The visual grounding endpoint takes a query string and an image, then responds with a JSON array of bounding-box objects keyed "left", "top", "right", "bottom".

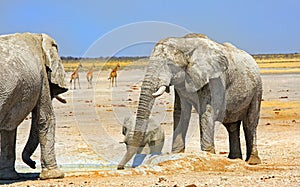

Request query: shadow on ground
[{"left": 0, "top": 173, "right": 40, "bottom": 185}]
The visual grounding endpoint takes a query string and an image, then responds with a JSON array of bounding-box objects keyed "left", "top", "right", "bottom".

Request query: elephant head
[{"left": 118, "top": 33, "right": 228, "bottom": 169}]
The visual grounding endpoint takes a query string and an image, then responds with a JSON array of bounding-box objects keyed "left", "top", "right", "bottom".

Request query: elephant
[
  {"left": 117, "top": 33, "right": 262, "bottom": 169},
  {"left": 0, "top": 33, "right": 68, "bottom": 180},
  {"left": 118, "top": 117, "right": 164, "bottom": 169}
]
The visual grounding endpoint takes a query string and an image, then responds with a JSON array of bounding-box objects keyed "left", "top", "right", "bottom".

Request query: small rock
[
  {"left": 185, "top": 184, "right": 197, "bottom": 187},
  {"left": 219, "top": 151, "right": 229, "bottom": 155},
  {"left": 158, "top": 176, "right": 167, "bottom": 183},
  {"left": 280, "top": 96, "right": 288, "bottom": 99}
]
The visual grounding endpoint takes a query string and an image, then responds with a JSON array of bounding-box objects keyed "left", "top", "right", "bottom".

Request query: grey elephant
[
  {"left": 118, "top": 117, "right": 164, "bottom": 169},
  {"left": 0, "top": 33, "right": 67, "bottom": 180},
  {"left": 118, "top": 33, "right": 262, "bottom": 169}
]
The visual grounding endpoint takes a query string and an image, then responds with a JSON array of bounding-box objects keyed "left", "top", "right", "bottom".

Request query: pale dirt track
[{"left": 1, "top": 67, "right": 300, "bottom": 186}]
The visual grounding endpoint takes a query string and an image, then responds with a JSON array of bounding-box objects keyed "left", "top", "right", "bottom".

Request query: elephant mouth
[{"left": 50, "top": 83, "right": 68, "bottom": 103}]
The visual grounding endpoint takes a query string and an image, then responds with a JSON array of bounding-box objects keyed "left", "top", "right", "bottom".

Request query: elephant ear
[
  {"left": 41, "top": 34, "right": 68, "bottom": 96},
  {"left": 185, "top": 45, "right": 228, "bottom": 92}
]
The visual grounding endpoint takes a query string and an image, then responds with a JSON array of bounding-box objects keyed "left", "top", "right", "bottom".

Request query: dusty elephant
[
  {"left": 0, "top": 33, "right": 67, "bottom": 180},
  {"left": 118, "top": 33, "right": 262, "bottom": 169},
  {"left": 118, "top": 117, "right": 164, "bottom": 169}
]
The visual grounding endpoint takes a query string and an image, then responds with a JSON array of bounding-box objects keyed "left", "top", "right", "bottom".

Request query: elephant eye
[{"left": 52, "top": 43, "right": 58, "bottom": 50}]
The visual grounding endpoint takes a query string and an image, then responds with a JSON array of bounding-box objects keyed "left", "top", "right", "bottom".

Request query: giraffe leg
[
  {"left": 73, "top": 78, "right": 76, "bottom": 89},
  {"left": 78, "top": 78, "right": 81, "bottom": 89}
]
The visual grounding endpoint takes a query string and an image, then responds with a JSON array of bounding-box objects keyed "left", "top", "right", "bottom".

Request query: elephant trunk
[
  {"left": 118, "top": 61, "right": 163, "bottom": 169},
  {"left": 132, "top": 81, "right": 155, "bottom": 143},
  {"left": 118, "top": 78, "right": 156, "bottom": 169},
  {"left": 133, "top": 61, "right": 165, "bottom": 149}
]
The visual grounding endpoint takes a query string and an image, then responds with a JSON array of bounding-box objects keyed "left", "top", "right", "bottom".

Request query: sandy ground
[{"left": 1, "top": 67, "right": 300, "bottom": 186}]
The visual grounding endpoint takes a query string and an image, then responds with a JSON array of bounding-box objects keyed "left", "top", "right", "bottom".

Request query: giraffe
[
  {"left": 70, "top": 63, "right": 82, "bottom": 89},
  {"left": 86, "top": 64, "right": 95, "bottom": 89},
  {"left": 108, "top": 63, "right": 120, "bottom": 87}
]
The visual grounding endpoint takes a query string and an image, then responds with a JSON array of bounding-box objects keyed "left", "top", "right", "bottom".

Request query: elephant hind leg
[
  {"left": 0, "top": 129, "right": 19, "bottom": 180},
  {"left": 243, "top": 93, "right": 262, "bottom": 165},
  {"left": 243, "top": 120, "right": 261, "bottom": 165},
  {"left": 243, "top": 118, "right": 261, "bottom": 165},
  {"left": 224, "top": 121, "right": 242, "bottom": 160}
]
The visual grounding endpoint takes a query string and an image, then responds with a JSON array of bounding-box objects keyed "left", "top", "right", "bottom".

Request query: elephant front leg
[
  {"left": 0, "top": 129, "right": 19, "bottom": 180},
  {"left": 199, "top": 104, "right": 216, "bottom": 154},
  {"left": 172, "top": 94, "right": 192, "bottom": 153}
]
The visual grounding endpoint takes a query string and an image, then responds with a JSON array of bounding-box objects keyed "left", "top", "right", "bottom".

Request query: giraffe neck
[
  {"left": 89, "top": 66, "right": 94, "bottom": 73},
  {"left": 113, "top": 65, "right": 118, "bottom": 72},
  {"left": 75, "top": 65, "right": 81, "bottom": 73}
]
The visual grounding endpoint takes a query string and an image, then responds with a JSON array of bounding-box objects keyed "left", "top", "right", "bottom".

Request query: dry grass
[
  {"left": 260, "top": 68, "right": 300, "bottom": 74},
  {"left": 255, "top": 54, "right": 300, "bottom": 74},
  {"left": 261, "top": 100, "right": 300, "bottom": 120},
  {"left": 62, "top": 59, "right": 148, "bottom": 72},
  {"left": 257, "top": 61, "right": 300, "bottom": 68}
]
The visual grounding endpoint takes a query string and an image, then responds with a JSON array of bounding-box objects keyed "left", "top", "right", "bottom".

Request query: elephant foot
[
  {"left": 0, "top": 169, "right": 20, "bottom": 180},
  {"left": 247, "top": 154, "right": 261, "bottom": 165},
  {"left": 117, "top": 165, "right": 125, "bottom": 170},
  {"left": 202, "top": 147, "right": 216, "bottom": 154},
  {"left": 39, "top": 168, "right": 64, "bottom": 180},
  {"left": 172, "top": 147, "right": 185, "bottom": 153},
  {"left": 228, "top": 152, "right": 242, "bottom": 160}
]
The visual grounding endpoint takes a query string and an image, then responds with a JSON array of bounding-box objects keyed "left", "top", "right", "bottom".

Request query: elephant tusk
[
  {"left": 152, "top": 86, "right": 166, "bottom": 97},
  {"left": 55, "top": 95, "right": 67, "bottom": 103}
]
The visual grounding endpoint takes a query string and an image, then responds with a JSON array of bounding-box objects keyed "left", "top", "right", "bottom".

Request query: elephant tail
[
  {"left": 22, "top": 108, "right": 39, "bottom": 169},
  {"left": 22, "top": 150, "right": 36, "bottom": 169}
]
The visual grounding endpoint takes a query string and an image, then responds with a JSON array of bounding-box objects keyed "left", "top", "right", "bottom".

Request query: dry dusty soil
[{"left": 1, "top": 67, "right": 300, "bottom": 186}]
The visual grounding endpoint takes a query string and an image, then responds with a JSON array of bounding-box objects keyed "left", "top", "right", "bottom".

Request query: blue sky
[{"left": 1, "top": 0, "right": 299, "bottom": 57}]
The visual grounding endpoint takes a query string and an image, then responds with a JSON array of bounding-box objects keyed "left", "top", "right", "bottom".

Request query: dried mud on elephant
[{"left": 1, "top": 46, "right": 300, "bottom": 186}]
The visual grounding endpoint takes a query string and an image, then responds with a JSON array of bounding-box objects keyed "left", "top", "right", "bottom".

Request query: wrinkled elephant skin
[
  {"left": 0, "top": 33, "right": 67, "bottom": 180},
  {"left": 119, "top": 33, "right": 262, "bottom": 168}
]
